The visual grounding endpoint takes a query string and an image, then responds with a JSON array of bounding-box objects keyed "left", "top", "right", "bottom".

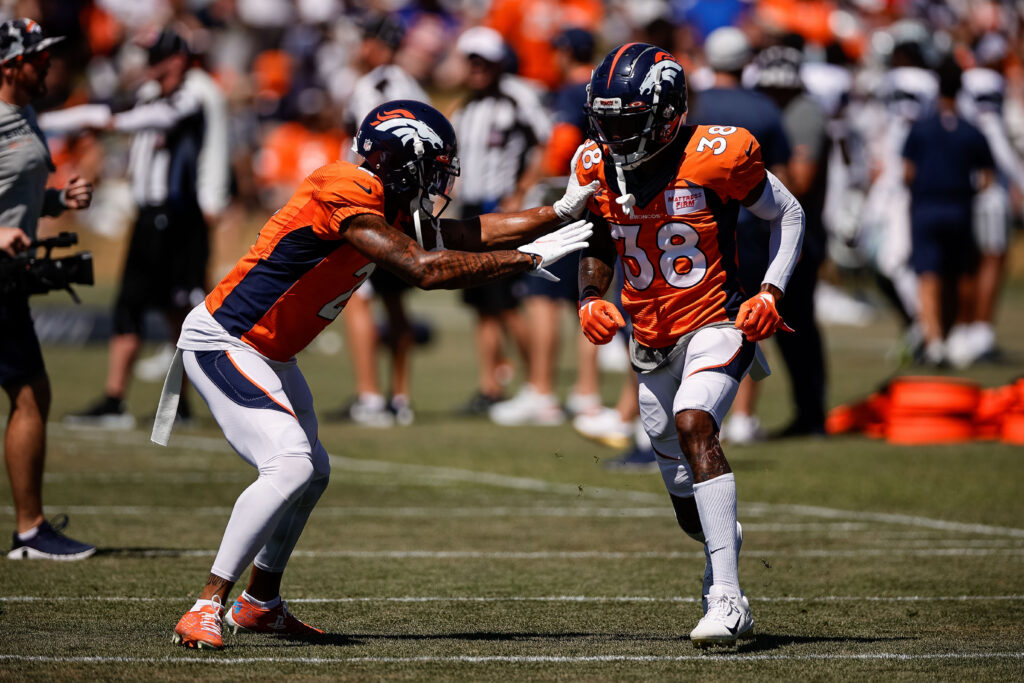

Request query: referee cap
[
  {"left": 0, "top": 18, "right": 64, "bottom": 64},
  {"left": 457, "top": 26, "right": 505, "bottom": 64}
]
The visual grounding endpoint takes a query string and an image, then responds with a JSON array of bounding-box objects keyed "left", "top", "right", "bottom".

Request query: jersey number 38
[{"left": 610, "top": 221, "right": 707, "bottom": 291}]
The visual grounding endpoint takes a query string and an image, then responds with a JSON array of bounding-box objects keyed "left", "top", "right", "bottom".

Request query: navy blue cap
[{"left": 553, "top": 27, "right": 594, "bottom": 63}]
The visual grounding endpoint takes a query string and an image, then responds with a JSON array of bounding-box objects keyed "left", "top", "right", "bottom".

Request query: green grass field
[{"left": 2, "top": 273, "right": 1024, "bottom": 680}]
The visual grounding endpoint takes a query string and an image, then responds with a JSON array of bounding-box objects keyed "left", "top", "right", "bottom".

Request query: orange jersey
[
  {"left": 206, "top": 162, "right": 385, "bottom": 361},
  {"left": 576, "top": 125, "right": 766, "bottom": 348}
]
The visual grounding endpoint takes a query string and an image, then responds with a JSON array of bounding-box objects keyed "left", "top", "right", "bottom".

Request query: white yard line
[
  {"left": 3, "top": 547, "right": 1018, "bottom": 559},
  {"left": 1, "top": 652, "right": 1022, "bottom": 665},
  {"left": 2, "top": 594, "right": 1023, "bottom": 604},
  {"left": 47, "top": 425, "right": 1024, "bottom": 538}
]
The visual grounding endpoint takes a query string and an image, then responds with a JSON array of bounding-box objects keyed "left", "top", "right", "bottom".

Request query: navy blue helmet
[
  {"left": 353, "top": 100, "right": 460, "bottom": 219},
  {"left": 585, "top": 43, "right": 687, "bottom": 168}
]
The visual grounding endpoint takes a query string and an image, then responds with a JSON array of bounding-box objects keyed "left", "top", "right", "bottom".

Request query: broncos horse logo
[
  {"left": 371, "top": 108, "right": 444, "bottom": 150},
  {"left": 639, "top": 57, "right": 683, "bottom": 97}
]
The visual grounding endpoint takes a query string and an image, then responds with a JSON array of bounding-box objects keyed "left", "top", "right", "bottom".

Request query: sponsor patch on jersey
[{"left": 665, "top": 187, "right": 706, "bottom": 215}]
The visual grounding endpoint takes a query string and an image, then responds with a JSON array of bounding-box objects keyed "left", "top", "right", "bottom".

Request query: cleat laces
[
  {"left": 706, "top": 593, "right": 739, "bottom": 623},
  {"left": 199, "top": 597, "right": 223, "bottom": 637}
]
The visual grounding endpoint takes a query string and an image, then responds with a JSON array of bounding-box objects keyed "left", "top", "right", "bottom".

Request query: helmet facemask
[
  {"left": 588, "top": 88, "right": 682, "bottom": 171},
  {"left": 407, "top": 142, "right": 459, "bottom": 249}
]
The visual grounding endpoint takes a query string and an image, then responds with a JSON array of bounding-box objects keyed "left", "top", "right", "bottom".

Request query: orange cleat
[
  {"left": 225, "top": 593, "right": 323, "bottom": 636},
  {"left": 172, "top": 597, "right": 224, "bottom": 650}
]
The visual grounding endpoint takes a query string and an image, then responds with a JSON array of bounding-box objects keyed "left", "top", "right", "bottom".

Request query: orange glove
[
  {"left": 734, "top": 291, "right": 795, "bottom": 342},
  {"left": 578, "top": 297, "right": 625, "bottom": 345}
]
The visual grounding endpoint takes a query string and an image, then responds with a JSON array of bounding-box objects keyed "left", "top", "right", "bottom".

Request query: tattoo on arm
[{"left": 342, "top": 214, "right": 534, "bottom": 289}]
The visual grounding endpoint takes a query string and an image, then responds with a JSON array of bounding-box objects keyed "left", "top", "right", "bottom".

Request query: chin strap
[
  {"left": 613, "top": 160, "right": 636, "bottom": 217},
  {"left": 411, "top": 195, "right": 444, "bottom": 250}
]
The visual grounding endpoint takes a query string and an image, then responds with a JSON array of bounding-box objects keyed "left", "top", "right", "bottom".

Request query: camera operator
[{"left": 0, "top": 19, "right": 94, "bottom": 560}]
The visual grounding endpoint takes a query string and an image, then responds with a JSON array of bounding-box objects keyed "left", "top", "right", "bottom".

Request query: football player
[
  {"left": 573, "top": 44, "right": 805, "bottom": 647},
  {"left": 153, "top": 100, "right": 595, "bottom": 650}
]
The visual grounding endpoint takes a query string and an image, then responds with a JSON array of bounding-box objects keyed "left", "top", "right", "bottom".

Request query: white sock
[
  {"left": 16, "top": 524, "right": 41, "bottom": 542},
  {"left": 190, "top": 597, "right": 222, "bottom": 612},
  {"left": 693, "top": 473, "right": 740, "bottom": 592},
  {"left": 241, "top": 590, "right": 281, "bottom": 609}
]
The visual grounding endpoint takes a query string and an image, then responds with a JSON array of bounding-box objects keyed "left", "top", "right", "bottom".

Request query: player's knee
[
  {"left": 670, "top": 493, "right": 704, "bottom": 542},
  {"left": 675, "top": 409, "right": 716, "bottom": 453},
  {"left": 259, "top": 452, "right": 318, "bottom": 501}
]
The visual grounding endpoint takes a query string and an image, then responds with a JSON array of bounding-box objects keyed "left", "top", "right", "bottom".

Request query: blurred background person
[
  {"left": 950, "top": 32, "right": 1024, "bottom": 367},
  {"left": 63, "top": 29, "right": 227, "bottom": 428},
  {"left": 331, "top": 13, "right": 431, "bottom": 427},
  {"left": 902, "top": 59, "right": 995, "bottom": 367},
  {"left": 857, "top": 21, "right": 938, "bottom": 362},
  {"left": 0, "top": 18, "right": 95, "bottom": 560},
  {"left": 751, "top": 43, "right": 829, "bottom": 438},
  {"left": 489, "top": 27, "right": 606, "bottom": 427},
  {"left": 449, "top": 26, "right": 551, "bottom": 417}
]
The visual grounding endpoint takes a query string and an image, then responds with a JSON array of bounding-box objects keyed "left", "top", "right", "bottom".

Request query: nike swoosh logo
[
  {"left": 354, "top": 181, "right": 374, "bottom": 195},
  {"left": 745, "top": 142, "right": 753, "bottom": 157},
  {"left": 725, "top": 614, "right": 743, "bottom": 635}
]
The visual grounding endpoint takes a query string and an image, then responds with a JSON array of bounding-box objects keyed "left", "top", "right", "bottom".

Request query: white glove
[
  {"left": 553, "top": 145, "right": 601, "bottom": 220},
  {"left": 517, "top": 219, "right": 593, "bottom": 282}
]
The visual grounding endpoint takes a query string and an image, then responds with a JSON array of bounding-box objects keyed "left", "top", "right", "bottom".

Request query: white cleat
[{"left": 691, "top": 585, "right": 754, "bottom": 648}]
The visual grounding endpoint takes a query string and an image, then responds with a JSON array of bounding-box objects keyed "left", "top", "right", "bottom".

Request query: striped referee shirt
[
  {"left": 451, "top": 75, "right": 551, "bottom": 205},
  {"left": 114, "top": 79, "right": 205, "bottom": 210}
]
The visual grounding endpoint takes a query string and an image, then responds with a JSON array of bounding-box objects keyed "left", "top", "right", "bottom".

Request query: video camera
[{"left": 0, "top": 232, "right": 93, "bottom": 303}]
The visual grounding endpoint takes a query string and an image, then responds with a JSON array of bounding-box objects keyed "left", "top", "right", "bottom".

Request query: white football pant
[{"left": 183, "top": 347, "right": 330, "bottom": 582}]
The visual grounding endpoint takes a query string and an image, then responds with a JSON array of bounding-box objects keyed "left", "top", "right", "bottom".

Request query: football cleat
[
  {"left": 172, "top": 597, "right": 224, "bottom": 650},
  {"left": 691, "top": 585, "right": 754, "bottom": 648},
  {"left": 225, "top": 594, "right": 324, "bottom": 636}
]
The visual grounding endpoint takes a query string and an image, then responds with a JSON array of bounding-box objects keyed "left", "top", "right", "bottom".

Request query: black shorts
[
  {"left": 522, "top": 254, "right": 580, "bottom": 302},
  {"left": 369, "top": 267, "right": 413, "bottom": 296},
  {"left": 0, "top": 294, "right": 45, "bottom": 387},
  {"left": 114, "top": 206, "right": 209, "bottom": 335},
  {"left": 910, "top": 207, "right": 979, "bottom": 276},
  {"left": 461, "top": 277, "right": 527, "bottom": 313}
]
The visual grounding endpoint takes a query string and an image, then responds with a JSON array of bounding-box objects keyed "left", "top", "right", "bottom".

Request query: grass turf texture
[{"left": 2, "top": 279, "right": 1024, "bottom": 680}]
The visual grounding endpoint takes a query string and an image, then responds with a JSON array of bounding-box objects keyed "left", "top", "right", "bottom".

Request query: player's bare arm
[
  {"left": 438, "top": 205, "right": 564, "bottom": 251},
  {"left": 577, "top": 213, "right": 626, "bottom": 345},
  {"left": 436, "top": 164, "right": 599, "bottom": 251},
  {"left": 577, "top": 212, "right": 617, "bottom": 300},
  {"left": 343, "top": 213, "right": 536, "bottom": 289}
]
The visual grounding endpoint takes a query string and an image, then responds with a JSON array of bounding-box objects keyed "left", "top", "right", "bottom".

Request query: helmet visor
[
  {"left": 589, "top": 110, "right": 651, "bottom": 157},
  {"left": 420, "top": 155, "right": 460, "bottom": 219}
]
